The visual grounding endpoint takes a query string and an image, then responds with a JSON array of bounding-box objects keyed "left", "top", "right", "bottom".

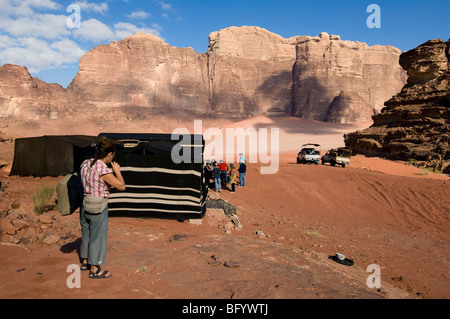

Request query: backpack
[{"left": 56, "top": 172, "right": 83, "bottom": 216}]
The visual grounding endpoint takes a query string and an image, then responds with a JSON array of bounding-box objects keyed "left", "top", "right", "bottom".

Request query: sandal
[
  {"left": 80, "top": 260, "right": 89, "bottom": 271},
  {"left": 89, "top": 267, "right": 112, "bottom": 279}
]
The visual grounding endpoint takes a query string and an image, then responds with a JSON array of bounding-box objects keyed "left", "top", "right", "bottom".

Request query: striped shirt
[{"left": 80, "top": 159, "right": 113, "bottom": 198}]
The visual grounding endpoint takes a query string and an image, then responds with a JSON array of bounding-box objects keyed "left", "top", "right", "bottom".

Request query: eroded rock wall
[
  {"left": 292, "top": 32, "right": 407, "bottom": 123},
  {"left": 345, "top": 39, "right": 450, "bottom": 173},
  {"left": 0, "top": 27, "right": 408, "bottom": 124}
]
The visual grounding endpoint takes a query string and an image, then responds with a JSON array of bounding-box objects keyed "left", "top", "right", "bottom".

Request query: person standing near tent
[
  {"left": 213, "top": 162, "right": 222, "bottom": 192},
  {"left": 79, "top": 137, "right": 126, "bottom": 279},
  {"left": 218, "top": 160, "right": 229, "bottom": 186},
  {"left": 228, "top": 164, "right": 238, "bottom": 193},
  {"left": 238, "top": 161, "right": 247, "bottom": 187},
  {"left": 239, "top": 153, "right": 247, "bottom": 164}
]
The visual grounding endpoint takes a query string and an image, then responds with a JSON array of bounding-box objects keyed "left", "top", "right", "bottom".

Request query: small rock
[
  {"left": 171, "top": 234, "right": 189, "bottom": 241},
  {"left": 6, "top": 209, "right": 21, "bottom": 221},
  {"left": 0, "top": 210, "right": 7, "bottom": 218},
  {"left": 39, "top": 214, "right": 53, "bottom": 225},
  {"left": 134, "top": 266, "right": 149, "bottom": 274},
  {"left": 255, "top": 230, "right": 267, "bottom": 238},
  {"left": 42, "top": 232, "right": 60, "bottom": 245},
  {"left": 9, "top": 236, "right": 20, "bottom": 244},
  {"left": 20, "top": 205, "right": 39, "bottom": 224},
  {"left": 12, "top": 219, "right": 29, "bottom": 231},
  {"left": 22, "top": 227, "right": 38, "bottom": 243},
  {"left": 0, "top": 219, "right": 16, "bottom": 235},
  {"left": 208, "top": 260, "right": 222, "bottom": 267},
  {"left": 189, "top": 218, "right": 202, "bottom": 225},
  {"left": 11, "top": 199, "right": 21, "bottom": 209},
  {"left": 224, "top": 260, "right": 241, "bottom": 268}
]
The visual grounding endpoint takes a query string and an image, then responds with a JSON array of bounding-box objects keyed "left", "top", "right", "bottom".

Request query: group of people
[{"left": 204, "top": 153, "right": 247, "bottom": 193}]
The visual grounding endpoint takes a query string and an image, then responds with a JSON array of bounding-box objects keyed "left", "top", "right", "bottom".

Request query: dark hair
[{"left": 90, "top": 137, "right": 116, "bottom": 167}]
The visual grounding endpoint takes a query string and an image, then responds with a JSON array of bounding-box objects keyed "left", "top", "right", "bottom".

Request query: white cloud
[
  {"left": 2, "top": 13, "right": 69, "bottom": 39},
  {"left": 158, "top": 1, "right": 173, "bottom": 11},
  {"left": 74, "top": 0, "right": 108, "bottom": 15},
  {"left": 0, "top": 37, "right": 85, "bottom": 73},
  {"left": 127, "top": 10, "right": 150, "bottom": 19},
  {"left": 72, "top": 19, "right": 162, "bottom": 43},
  {"left": 113, "top": 22, "right": 162, "bottom": 40},
  {"left": 3, "top": 0, "right": 62, "bottom": 16},
  {"left": 72, "top": 18, "right": 115, "bottom": 42},
  {"left": 0, "top": 0, "right": 165, "bottom": 80},
  {"left": 0, "top": 34, "right": 19, "bottom": 49}
]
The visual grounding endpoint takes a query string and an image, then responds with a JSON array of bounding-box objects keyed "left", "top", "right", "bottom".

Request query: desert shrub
[
  {"left": 31, "top": 183, "right": 55, "bottom": 215},
  {"left": 420, "top": 167, "right": 443, "bottom": 175}
]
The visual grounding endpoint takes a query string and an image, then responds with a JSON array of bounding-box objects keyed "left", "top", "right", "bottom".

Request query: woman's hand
[
  {"left": 111, "top": 161, "right": 121, "bottom": 173},
  {"left": 103, "top": 161, "right": 126, "bottom": 191}
]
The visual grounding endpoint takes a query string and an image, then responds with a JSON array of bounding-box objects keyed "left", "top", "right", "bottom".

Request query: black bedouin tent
[
  {"left": 100, "top": 133, "right": 207, "bottom": 219},
  {"left": 10, "top": 133, "right": 207, "bottom": 219},
  {"left": 10, "top": 135, "right": 103, "bottom": 177}
]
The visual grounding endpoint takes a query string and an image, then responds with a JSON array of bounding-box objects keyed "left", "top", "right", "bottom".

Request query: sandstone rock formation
[
  {"left": 68, "top": 26, "right": 297, "bottom": 117},
  {"left": 206, "top": 26, "right": 297, "bottom": 116},
  {"left": 0, "top": 64, "right": 71, "bottom": 119},
  {"left": 68, "top": 33, "right": 210, "bottom": 113},
  {"left": 345, "top": 39, "right": 450, "bottom": 173},
  {"left": 292, "top": 32, "right": 407, "bottom": 123},
  {"left": 0, "top": 26, "right": 408, "bottom": 124}
]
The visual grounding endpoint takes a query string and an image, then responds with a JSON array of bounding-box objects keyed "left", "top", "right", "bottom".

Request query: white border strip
[
  {"left": 110, "top": 192, "right": 200, "bottom": 203},
  {"left": 121, "top": 166, "right": 201, "bottom": 177},
  {"left": 108, "top": 198, "right": 200, "bottom": 206},
  {"left": 108, "top": 207, "right": 201, "bottom": 214},
  {"left": 124, "top": 185, "right": 200, "bottom": 193}
]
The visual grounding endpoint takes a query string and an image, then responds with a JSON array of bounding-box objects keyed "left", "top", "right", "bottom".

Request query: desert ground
[{"left": 0, "top": 115, "right": 449, "bottom": 301}]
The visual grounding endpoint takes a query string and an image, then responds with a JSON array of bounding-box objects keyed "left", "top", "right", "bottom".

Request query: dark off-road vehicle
[{"left": 321, "top": 147, "right": 351, "bottom": 168}]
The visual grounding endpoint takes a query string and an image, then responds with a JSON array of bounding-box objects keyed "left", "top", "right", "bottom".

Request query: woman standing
[{"left": 79, "top": 137, "right": 125, "bottom": 279}]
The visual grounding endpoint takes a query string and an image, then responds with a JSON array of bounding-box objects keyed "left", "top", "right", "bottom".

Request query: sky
[{"left": 0, "top": 0, "right": 448, "bottom": 88}]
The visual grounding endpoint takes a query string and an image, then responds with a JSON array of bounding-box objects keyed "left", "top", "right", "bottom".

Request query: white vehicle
[{"left": 297, "top": 144, "right": 321, "bottom": 165}]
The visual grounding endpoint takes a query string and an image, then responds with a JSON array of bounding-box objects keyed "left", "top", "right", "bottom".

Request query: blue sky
[{"left": 0, "top": 0, "right": 448, "bottom": 88}]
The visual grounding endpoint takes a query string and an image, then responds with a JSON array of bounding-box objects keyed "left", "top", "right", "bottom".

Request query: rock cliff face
[
  {"left": 0, "top": 26, "right": 407, "bottom": 123},
  {"left": 69, "top": 26, "right": 297, "bottom": 117},
  {"left": 0, "top": 64, "right": 71, "bottom": 119},
  {"left": 68, "top": 33, "right": 210, "bottom": 112},
  {"left": 206, "top": 26, "right": 297, "bottom": 116},
  {"left": 345, "top": 39, "right": 450, "bottom": 173},
  {"left": 292, "top": 32, "right": 407, "bottom": 123}
]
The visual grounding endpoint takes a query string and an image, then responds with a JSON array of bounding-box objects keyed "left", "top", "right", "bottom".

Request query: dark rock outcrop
[{"left": 345, "top": 39, "right": 450, "bottom": 173}]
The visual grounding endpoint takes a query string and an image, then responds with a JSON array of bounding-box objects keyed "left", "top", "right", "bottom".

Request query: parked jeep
[
  {"left": 321, "top": 147, "right": 351, "bottom": 168},
  {"left": 297, "top": 144, "right": 321, "bottom": 164}
]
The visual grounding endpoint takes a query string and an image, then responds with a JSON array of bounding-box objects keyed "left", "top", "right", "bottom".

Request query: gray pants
[{"left": 80, "top": 206, "right": 109, "bottom": 266}]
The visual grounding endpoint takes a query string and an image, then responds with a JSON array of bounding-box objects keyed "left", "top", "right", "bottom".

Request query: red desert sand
[{"left": 0, "top": 116, "right": 449, "bottom": 299}]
